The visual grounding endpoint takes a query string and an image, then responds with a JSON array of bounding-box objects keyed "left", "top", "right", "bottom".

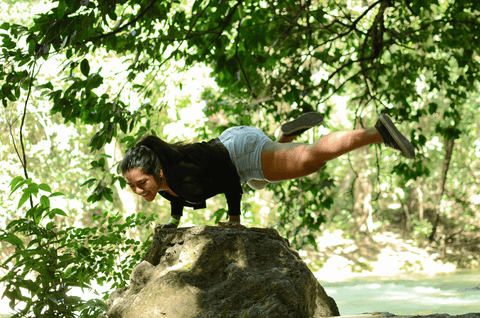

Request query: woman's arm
[
  {"left": 219, "top": 190, "right": 246, "bottom": 228},
  {"left": 225, "top": 190, "right": 242, "bottom": 216},
  {"left": 156, "top": 201, "right": 184, "bottom": 230}
]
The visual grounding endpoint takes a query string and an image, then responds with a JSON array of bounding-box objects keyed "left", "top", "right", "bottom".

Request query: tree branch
[
  {"left": 310, "top": 0, "right": 382, "bottom": 41},
  {"left": 317, "top": 68, "right": 374, "bottom": 105},
  {"left": 304, "top": 2, "right": 384, "bottom": 58},
  {"left": 17, "top": 59, "right": 38, "bottom": 209},
  {"left": 234, "top": 18, "right": 255, "bottom": 98},
  {"left": 87, "top": 0, "right": 156, "bottom": 43},
  {"left": 267, "top": 0, "right": 312, "bottom": 53},
  {"left": 199, "top": 0, "right": 244, "bottom": 60},
  {"left": 429, "top": 136, "right": 456, "bottom": 242},
  {"left": 8, "top": 117, "right": 23, "bottom": 168},
  {"left": 313, "top": 56, "right": 373, "bottom": 98}
]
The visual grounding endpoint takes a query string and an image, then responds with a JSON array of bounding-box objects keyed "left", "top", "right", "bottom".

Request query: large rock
[{"left": 105, "top": 226, "right": 340, "bottom": 318}]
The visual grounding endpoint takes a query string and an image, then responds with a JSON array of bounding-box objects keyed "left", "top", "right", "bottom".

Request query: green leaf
[
  {"left": 306, "top": 234, "right": 318, "bottom": 251},
  {"left": 50, "top": 208, "right": 67, "bottom": 217},
  {"left": 120, "top": 136, "right": 134, "bottom": 143},
  {"left": 40, "top": 195, "right": 50, "bottom": 208},
  {"left": 5, "top": 219, "right": 23, "bottom": 231},
  {"left": 18, "top": 192, "right": 31, "bottom": 209},
  {"left": 119, "top": 118, "right": 128, "bottom": 134},
  {"left": 81, "top": 178, "right": 97, "bottom": 187},
  {"left": 36, "top": 82, "right": 54, "bottom": 90},
  {"left": 2, "top": 84, "right": 16, "bottom": 101},
  {"left": 28, "top": 39, "right": 36, "bottom": 56},
  {"left": 108, "top": 10, "right": 117, "bottom": 21},
  {"left": 23, "top": 184, "right": 39, "bottom": 196},
  {"left": 57, "top": 0, "right": 67, "bottom": 18},
  {"left": 10, "top": 176, "right": 25, "bottom": 191},
  {"left": 80, "top": 59, "right": 90, "bottom": 77},
  {"left": 49, "top": 192, "right": 64, "bottom": 198},
  {"left": 1, "top": 35, "right": 16, "bottom": 49},
  {"left": 3, "top": 233, "right": 24, "bottom": 249},
  {"left": 34, "top": 206, "right": 47, "bottom": 221},
  {"left": 38, "top": 183, "right": 52, "bottom": 193},
  {"left": 118, "top": 177, "right": 126, "bottom": 189},
  {"left": 211, "top": 208, "right": 227, "bottom": 224},
  {"left": 103, "top": 188, "right": 113, "bottom": 202}
]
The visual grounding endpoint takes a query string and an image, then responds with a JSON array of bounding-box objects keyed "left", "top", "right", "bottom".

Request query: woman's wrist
[
  {"left": 228, "top": 215, "right": 240, "bottom": 223},
  {"left": 169, "top": 217, "right": 180, "bottom": 226}
]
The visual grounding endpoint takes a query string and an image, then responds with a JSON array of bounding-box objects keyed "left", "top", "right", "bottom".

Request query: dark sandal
[
  {"left": 375, "top": 113, "right": 415, "bottom": 159},
  {"left": 281, "top": 112, "right": 324, "bottom": 137}
]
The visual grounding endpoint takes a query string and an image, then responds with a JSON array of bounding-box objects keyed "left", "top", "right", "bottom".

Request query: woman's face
[{"left": 125, "top": 168, "right": 162, "bottom": 202}]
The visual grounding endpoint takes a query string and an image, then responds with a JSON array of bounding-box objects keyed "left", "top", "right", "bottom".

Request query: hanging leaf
[
  {"left": 3, "top": 233, "right": 24, "bottom": 249},
  {"left": 17, "top": 192, "right": 31, "bottom": 209},
  {"left": 40, "top": 195, "right": 50, "bottom": 208},
  {"left": 2, "top": 84, "right": 16, "bottom": 101},
  {"left": 80, "top": 59, "right": 90, "bottom": 77}
]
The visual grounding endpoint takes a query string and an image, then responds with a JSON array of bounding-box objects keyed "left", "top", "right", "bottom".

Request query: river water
[
  {"left": 321, "top": 269, "right": 480, "bottom": 316},
  {"left": 1, "top": 270, "right": 478, "bottom": 316}
]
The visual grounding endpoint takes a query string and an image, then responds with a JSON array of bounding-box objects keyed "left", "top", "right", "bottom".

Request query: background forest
[{"left": 1, "top": 0, "right": 479, "bottom": 316}]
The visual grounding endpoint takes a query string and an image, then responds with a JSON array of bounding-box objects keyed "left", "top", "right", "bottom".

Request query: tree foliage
[
  {"left": 1, "top": 176, "right": 155, "bottom": 317},
  {"left": 3, "top": 0, "right": 480, "bottom": 154},
  {"left": 1, "top": 0, "right": 480, "bottom": 316}
]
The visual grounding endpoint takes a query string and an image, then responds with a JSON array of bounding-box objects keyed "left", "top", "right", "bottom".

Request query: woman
[{"left": 120, "top": 112, "right": 415, "bottom": 229}]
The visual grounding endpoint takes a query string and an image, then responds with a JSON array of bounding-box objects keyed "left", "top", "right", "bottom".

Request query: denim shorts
[{"left": 218, "top": 126, "right": 272, "bottom": 183}]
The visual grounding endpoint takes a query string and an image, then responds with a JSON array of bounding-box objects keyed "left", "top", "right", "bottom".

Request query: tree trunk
[
  {"left": 417, "top": 186, "right": 425, "bottom": 221},
  {"left": 429, "top": 137, "right": 455, "bottom": 241},
  {"left": 351, "top": 118, "right": 374, "bottom": 234},
  {"left": 402, "top": 202, "right": 411, "bottom": 237}
]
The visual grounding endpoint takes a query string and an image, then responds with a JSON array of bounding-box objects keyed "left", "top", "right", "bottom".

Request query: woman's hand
[
  {"left": 154, "top": 223, "right": 178, "bottom": 233},
  {"left": 217, "top": 221, "right": 246, "bottom": 228},
  {"left": 154, "top": 216, "right": 180, "bottom": 232}
]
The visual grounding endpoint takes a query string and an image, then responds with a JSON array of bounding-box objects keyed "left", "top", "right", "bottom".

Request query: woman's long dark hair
[{"left": 120, "top": 135, "right": 194, "bottom": 182}]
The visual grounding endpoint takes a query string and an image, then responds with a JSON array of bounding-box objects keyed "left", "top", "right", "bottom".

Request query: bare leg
[
  {"left": 276, "top": 134, "right": 297, "bottom": 143},
  {"left": 247, "top": 112, "right": 324, "bottom": 190},
  {"left": 246, "top": 132, "right": 299, "bottom": 190},
  {"left": 261, "top": 127, "right": 382, "bottom": 181}
]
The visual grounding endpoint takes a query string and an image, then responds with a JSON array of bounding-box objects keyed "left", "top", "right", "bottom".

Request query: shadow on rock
[{"left": 105, "top": 226, "right": 340, "bottom": 318}]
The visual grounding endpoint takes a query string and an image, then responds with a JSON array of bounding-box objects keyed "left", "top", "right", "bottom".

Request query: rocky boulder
[{"left": 105, "top": 226, "right": 340, "bottom": 318}]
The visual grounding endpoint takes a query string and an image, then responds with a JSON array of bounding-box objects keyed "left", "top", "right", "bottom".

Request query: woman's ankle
[
  {"left": 364, "top": 127, "right": 383, "bottom": 143},
  {"left": 228, "top": 215, "right": 240, "bottom": 223}
]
